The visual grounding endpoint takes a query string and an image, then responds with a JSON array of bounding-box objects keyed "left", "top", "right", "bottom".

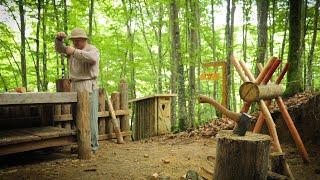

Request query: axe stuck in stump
[{"left": 198, "top": 95, "right": 252, "bottom": 136}]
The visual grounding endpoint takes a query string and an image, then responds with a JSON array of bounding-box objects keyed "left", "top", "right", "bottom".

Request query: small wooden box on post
[
  {"left": 130, "top": 94, "right": 176, "bottom": 140},
  {"left": 214, "top": 130, "right": 271, "bottom": 180}
]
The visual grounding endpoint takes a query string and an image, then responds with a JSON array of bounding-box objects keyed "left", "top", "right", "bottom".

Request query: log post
[
  {"left": 56, "top": 79, "right": 72, "bottom": 129},
  {"left": 214, "top": 130, "right": 271, "bottom": 180},
  {"left": 98, "top": 88, "right": 106, "bottom": 135},
  {"left": 76, "top": 91, "right": 91, "bottom": 159},
  {"left": 111, "top": 92, "right": 121, "bottom": 131},
  {"left": 119, "top": 79, "right": 130, "bottom": 141}
]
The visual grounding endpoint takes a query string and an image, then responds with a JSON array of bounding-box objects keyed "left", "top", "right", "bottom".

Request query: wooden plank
[
  {"left": 0, "top": 130, "right": 41, "bottom": 146},
  {"left": 0, "top": 136, "right": 76, "bottom": 156},
  {"left": 98, "top": 110, "right": 130, "bottom": 118},
  {"left": 0, "top": 92, "right": 77, "bottom": 106},
  {"left": 99, "top": 131, "right": 132, "bottom": 140},
  {"left": 129, "top": 94, "right": 177, "bottom": 103},
  {"left": 19, "top": 126, "right": 76, "bottom": 139},
  {"left": 54, "top": 114, "right": 73, "bottom": 121}
]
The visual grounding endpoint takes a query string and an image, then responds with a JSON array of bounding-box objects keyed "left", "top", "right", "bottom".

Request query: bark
[
  {"left": 53, "top": 0, "right": 60, "bottom": 78},
  {"left": 306, "top": 0, "right": 319, "bottom": 91},
  {"left": 0, "top": 73, "right": 8, "bottom": 91},
  {"left": 211, "top": 0, "right": 217, "bottom": 116},
  {"left": 170, "top": 0, "right": 186, "bottom": 130},
  {"left": 280, "top": 8, "right": 289, "bottom": 62},
  {"left": 36, "top": 0, "right": 42, "bottom": 91},
  {"left": 286, "top": 0, "right": 303, "bottom": 95},
  {"left": 188, "top": 0, "right": 199, "bottom": 128},
  {"left": 230, "top": 0, "right": 236, "bottom": 112},
  {"left": 42, "top": 0, "right": 48, "bottom": 90},
  {"left": 269, "top": 0, "right": 276, "bottom": 57},
  {"left": 301, "top": 0, "right": 307, "bottom": 89},
  {"left": 157, "top": 3, "right": 163, "bottom": 94},
  {"left": 19, "top": 0, "right": 27, "bottom": 89},
  {"left": 225, "top": 0, "right": 235, "bottom": 109},
  {"left": 62, "top": 0, "right": 68, "bottom": 77},
  {"left": 242, "top": 0, "right": 251, "bottom": 62},
  {"left": 88, "top": 0, "right": 94, "bottom": 40},
  {"left": 256, "top": 0, "right": 269, "bottom": 75}
]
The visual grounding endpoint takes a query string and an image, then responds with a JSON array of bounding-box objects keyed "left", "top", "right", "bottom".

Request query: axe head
[{"left": 232, "top": 113, "right": 252, "bottom": 136}]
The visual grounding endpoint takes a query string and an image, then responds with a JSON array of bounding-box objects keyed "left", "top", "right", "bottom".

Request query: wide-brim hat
[{"left": 68, "top": 28, "right": 88, "bottom": 39}]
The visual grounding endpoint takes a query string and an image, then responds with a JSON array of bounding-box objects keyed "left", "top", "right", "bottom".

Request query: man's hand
[
  {"left": 56, "top": 32, "right": 67, "bottom": 40},
  {"left": 66, "top": 46, "right": 75, "bottom": 55}
]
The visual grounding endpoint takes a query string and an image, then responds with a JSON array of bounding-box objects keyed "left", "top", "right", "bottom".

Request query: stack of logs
[{"left": 54, "top": 79, "right": 131, "bottom": 141}]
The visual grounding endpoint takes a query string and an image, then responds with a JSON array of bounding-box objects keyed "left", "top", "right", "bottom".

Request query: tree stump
[{"left": 214, "top": 130, "right": 271, "bottom": 180}]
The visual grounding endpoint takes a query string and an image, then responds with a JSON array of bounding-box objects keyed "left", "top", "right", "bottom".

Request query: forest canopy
[{"left": 0, "top": 0, "right": 319, "bottom": 130}]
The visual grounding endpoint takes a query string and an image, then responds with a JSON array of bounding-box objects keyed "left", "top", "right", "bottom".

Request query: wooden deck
[{"left": 0, "top": 126, "right": 76, "bottom": 156}]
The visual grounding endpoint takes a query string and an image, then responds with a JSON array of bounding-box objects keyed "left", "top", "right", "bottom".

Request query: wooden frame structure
[{"left": 202, "top": 61, "right": 227, "bottom": 108}]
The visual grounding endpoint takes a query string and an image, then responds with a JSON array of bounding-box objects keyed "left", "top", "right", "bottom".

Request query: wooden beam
[
  {"left": 0, "top": 92, "right": 77, "bottom": 106},
  {"left": 98, "top": 131, "right": 132, "bottom": 140},
  {"left": 0, "top": 136, "right": 76, "bottom": 156}
]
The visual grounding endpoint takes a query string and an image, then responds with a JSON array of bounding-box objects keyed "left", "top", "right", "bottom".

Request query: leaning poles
[
  {"left": 253, "top": 63, "right": 309, "bottom": 163},
  {"left": 231, "top": 57, "right": 294, "bottom": 179}
]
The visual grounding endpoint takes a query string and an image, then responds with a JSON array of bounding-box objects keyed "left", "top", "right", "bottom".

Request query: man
[{"left": 55, "top": 28, "right": 99, "bottom": 152}]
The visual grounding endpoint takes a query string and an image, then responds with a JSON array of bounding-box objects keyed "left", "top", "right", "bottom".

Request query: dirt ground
[{"left": 0, "top": 133, "right": 320, "bottom": 180}]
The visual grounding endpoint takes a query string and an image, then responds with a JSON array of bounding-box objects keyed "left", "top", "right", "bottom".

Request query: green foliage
[{"left": 0, "top": 0, "right": 319, "bottom": 129}]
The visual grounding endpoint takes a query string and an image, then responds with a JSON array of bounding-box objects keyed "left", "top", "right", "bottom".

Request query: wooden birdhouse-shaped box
[{"left": 130, "top": 94, "right": 176, "bottom": 140}]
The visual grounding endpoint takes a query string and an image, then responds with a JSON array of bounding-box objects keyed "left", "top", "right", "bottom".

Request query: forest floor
[{"left": 0, "top": 132, "right": 320, "bottom": 180}]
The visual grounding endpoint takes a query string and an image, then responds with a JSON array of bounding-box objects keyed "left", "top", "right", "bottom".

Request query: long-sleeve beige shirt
[{"left": 55, "top": 38, "right": 99, "bottom": 92}]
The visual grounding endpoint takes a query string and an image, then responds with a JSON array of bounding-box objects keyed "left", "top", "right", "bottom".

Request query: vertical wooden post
[
  {"left": 76, "top": 91, "right": 91, "bottom": 159},
  {"left": 98, "top": 88, "right": 106, "bottom": 135},
  {"left": 119, "top": 79, "right": 130, "bottom": 140},
  {"left": 111, "top": 92, "right": 121, "bottom": 130},
  {"left": 56, "top": 79, "right": 72, "bottom": 129}
]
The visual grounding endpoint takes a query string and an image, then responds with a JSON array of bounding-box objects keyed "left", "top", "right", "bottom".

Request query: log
[
  {"left": 214, "top": 130, "right": 271, "bottom": 180},
  {"left": 56, "top": 79, "right": 72, "bottom": 129},
  {"left": 98, "top": 88, "right": 106, "bottom": 135},
  {"left": 106, "top": 91, "right": 124, "bottom": 144},
  {"left": 239, "top": 82, "right": 284, "bottom": 102},
  {"left": 119, "top": 79, "right": 131, "bottom": 141},
  {"left": 76, "top": 91, "right": 91, "bottom": 159}
]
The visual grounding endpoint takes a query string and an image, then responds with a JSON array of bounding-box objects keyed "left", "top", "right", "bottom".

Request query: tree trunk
[
  {"left": 269, "top": 0, "right": 276, "bottom": 57},
  {"left": 230, "top": 0, "right": 236, "bottom": 112},
  {"left": 256, "top": 0, "right": 269, "bottom": 74},
  {"left": 307, "top": 0, "right": 319, "bottom": 91},
  {"left": 225, "top": 0, "right": 231, "bottom": 109},
  {"left": 157, "top": 3, "right": 163, "bottom": 94},
  {"left": 242, "top": 0, "right": 251, "bottom": 62},
  {"left": 211, "top": 0, "right": 217, "bottom": 117},
  {"left": 188, "top": 0, "right": 199, "bottom": 128},
  {"left": 280, "top": 6, "right": 289, "bottom": 63},
  {"left": 170, "top": 0, "right": 186, "bottom": 130},
  {"left": 36, "top": 0, "right": 42, "bottom": 91},
  {"left": 301, "top": 0, "right": 307, "bottom": 90},
  {"left": 286, "top": 0, "right": 303, "bottom": 95},
  {"left": 88, "top": 0, "right": 94, "bottom": 40},
  {"left": 42, "top": 0, "right": 48, "bottom": 91},
  {"left": 19, "top": 0, "right": 27, "bottom": 89},
  {"left": 53, "top": 0, "right": 60, "bottom": 78},
  {"left": 62, "top": 0, "right": 68, "bottom": 77}
]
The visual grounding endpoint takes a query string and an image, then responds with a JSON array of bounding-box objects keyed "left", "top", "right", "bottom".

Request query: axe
[{"left": 199, "top": 95, "right": 252, "bottom": 136}]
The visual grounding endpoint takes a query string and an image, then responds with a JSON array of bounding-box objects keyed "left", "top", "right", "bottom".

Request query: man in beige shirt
[{"left": 55, "top": 28, "right": 99, "bottom": 152}]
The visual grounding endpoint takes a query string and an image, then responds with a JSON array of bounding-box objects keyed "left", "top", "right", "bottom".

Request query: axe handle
[{"left": 199, "top": 95, "right": 241, "bottom": 122}]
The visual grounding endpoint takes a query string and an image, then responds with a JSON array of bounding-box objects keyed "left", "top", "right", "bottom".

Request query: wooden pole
[
  {"left": 214, "top": 131, "right": 271, "bottom": 180},
  {"left": 106, "top": 91, "right": 124, "bottom": 144},
  {"left": 56, "top": 79, "right": 72, "bottom": 129},
  {"left": 98, "top": 88, "right": 106, "bottom": 135},
  {"left": 119, "top": 79, "right": 131, "bottom": 141},
  {"left": 275, "top": 97, "right": 309, "bottom": 163},
  {"left": 76, "top": 91, "right": 91, "bottom": 159},
  {"left": 236, "top": 60, "right": 294, "bottom": 179}
]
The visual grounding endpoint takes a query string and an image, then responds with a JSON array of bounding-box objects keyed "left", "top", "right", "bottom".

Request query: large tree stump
[{"left": 214, "top": 130, "right": 271, "bottom": 180}]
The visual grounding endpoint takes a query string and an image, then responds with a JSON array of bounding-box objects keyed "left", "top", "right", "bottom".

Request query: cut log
[
  {"left": 214, "top": 130, "right": 271, "bottom": 180},
  {"left": 240, "top": 82, "right": 284, "bottom": 102},
  {"left": 119, "top": 79, "right": 131, "bottom": 141},
  {"left": 98, "top": 88, "right": 106, "bottom": 135}
]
